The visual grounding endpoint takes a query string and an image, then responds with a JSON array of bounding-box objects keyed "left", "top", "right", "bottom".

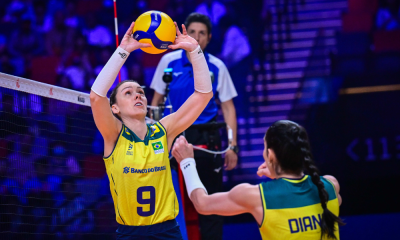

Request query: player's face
[
  {"left": 113, "top": 82, "right": 147, "bottom": 120},
  {"left": 187, "top": 22, "right": 211, "bottom": 51}
]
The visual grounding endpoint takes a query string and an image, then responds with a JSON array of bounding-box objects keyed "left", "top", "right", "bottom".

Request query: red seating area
[
  {"left": 342, "top": 0, "right": 400, "bottom": 52},
  {"left": 373, "top": 30, "right": 400, "bottom": 52},
  {"left": 31, "top": 56, "right": 60, "bottom": 85},
  {"left": 342, "top": 11, "right": 373, "bottom": 32}
]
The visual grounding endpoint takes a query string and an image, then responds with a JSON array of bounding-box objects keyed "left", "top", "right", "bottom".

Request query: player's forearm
[
  {"left": 91, "top": 47, "right": 129, "bottom": 97},
  {"left": 190, "top": 189, "right": 211, "bottom": 215},
  {"left": 221, "top": 101, "right": 237, "bottom": 146},
  {"left": 190, "top": 46, "right": 213, "bottom": 94},
  {"left": 151, "top": 92, "right": 164, "bottom": 106}
]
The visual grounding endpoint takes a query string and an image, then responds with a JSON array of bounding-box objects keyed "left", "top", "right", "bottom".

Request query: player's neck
[
  {"left": 276, "top": 172, "right": 304, "bottom": 180},
  {"left": 122, "top": 117, "right": 147, "bottom": 140}
]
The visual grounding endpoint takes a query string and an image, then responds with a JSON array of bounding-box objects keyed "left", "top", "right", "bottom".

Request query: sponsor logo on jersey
[
  {"left": 173, "top": 72, "right": 183, "bottom": 77},
  {"left": 123, "top": 166, "right": 166, "bottom": 174},
  {"left": 152, "top": 141, "right": 164, "bottom": 154},
  {"left": 150, "top": 125, "right": 160, "bottom": 137},
  {"left": 126, "top": 143, "right": 133, "bottom": 155}
]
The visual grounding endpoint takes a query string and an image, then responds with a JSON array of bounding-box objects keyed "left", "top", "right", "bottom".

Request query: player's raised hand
[
  {"left": 172, "top": 136, "right": 194, "bottom": 163},
  {"left": 120, "top": 22, "right": 151, "bottom": 53},
  {"left": 169, "top": 22, "right": 199, "bottom": 52},
  {"left": 257, "top": 162, "right": 273, "bottom": 178}
]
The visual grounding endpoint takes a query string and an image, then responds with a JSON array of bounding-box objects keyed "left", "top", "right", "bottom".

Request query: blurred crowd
[
  {"left": 376, "top": 0, "right": 400, "bottom": 30},
  {"left": 0, "top": 90, "right": 116, "bottom": 239},
  {"left": 0, "top": 0, "right": 269, "bottom": 95}
]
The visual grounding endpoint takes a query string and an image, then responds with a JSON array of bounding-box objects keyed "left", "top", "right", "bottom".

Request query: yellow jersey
[
  {"left": 259, "top": 175, "right": 340, "bottom": 239},
  {"left": 103, "top": 122, "right": 179, "bottom": 226}
]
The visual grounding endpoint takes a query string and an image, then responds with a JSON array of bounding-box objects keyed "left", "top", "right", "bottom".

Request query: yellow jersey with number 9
[{"left": 103, "top": 122, "right": 179, "bottom": 226}]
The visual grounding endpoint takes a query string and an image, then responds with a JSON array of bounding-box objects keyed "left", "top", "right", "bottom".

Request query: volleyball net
[{"left": 0, "top": 72, "right": 117, "bottom": 240}]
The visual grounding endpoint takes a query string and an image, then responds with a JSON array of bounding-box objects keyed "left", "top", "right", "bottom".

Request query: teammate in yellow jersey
[
  {"left": 90, "top": 21, "right": 213, "bottom": 239},
  {"left": 173, "top": 120, "right": 345, "bottom": 240}
]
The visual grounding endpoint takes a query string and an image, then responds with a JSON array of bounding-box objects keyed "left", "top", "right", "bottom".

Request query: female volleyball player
[
  {"left": 173, "top": 120, "right": 344, "bottom": 240},
  {"left": 90, "top": 21, "right": 213, "bottom": 239}
]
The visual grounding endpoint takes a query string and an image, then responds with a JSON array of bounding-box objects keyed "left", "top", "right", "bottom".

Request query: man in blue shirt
[{"left": 150, "top": 13, "right": 238, "bottom": 240}]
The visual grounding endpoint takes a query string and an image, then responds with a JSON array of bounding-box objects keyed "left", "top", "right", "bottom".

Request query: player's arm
[
  {"left": 323, "top": 175, "right": 342, "bottom": 206},
  {"left": 172, "top": 136, "right": 262, "bottom": 222},
  {"left": 150, "top": 54, "right": 169, "bottom": 106},
  {"left": 220, "top": 99, "right": 238, "bottom": 170},
  {"left": 160, "top": 23, "right": 213, "bottom": 148},
  {"left": 151, "top": 92, "right": 164, "bottom": 106},
  {"left": 90, "top": 22, "right": 150, "bottom": 144},
  {"left": 190, "top": 184, "right": 260, "bottom": 216}
]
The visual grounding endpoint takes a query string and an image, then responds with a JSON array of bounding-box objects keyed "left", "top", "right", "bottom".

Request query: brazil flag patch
[{"left": 152, "top": 141, "right": 164, "bottom": 154}]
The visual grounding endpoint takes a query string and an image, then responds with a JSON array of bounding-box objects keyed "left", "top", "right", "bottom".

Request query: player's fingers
[
  {"left": 258, "top": 162, "right": 267, "bottom": 170},
  {"left": 224, "top": 156, "right": 228, "bottom": 167},
  {"left": 227, "top": 158, "right": 235, "bottom": 170},
  {"left": 188, "top": 143, "right": 193, "bottom": 150},
  {"left": 168, "top": 44, "right": 179, "bottom": 50},
  {"left": 174, "top": 22, "right": 181, "bottom": 36},
  {"left": 181, "top": 24, "right": 187, "bottom": 35},
  {"left": 126, "top": 22, "right": 135, "bottom": 36},
  {"left": 139, "top": 43, "right": 152, "bottom": 48},
  {"left": 181, "top": 136, "right": 188, "bottom": 145}
]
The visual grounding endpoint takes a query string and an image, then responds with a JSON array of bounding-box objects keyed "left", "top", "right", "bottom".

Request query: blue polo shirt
[{"left": 150, "top": 50, "right": 237, "bottom": 125}]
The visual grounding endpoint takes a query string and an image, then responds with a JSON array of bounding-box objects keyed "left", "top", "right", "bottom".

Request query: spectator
[
  {"left": 24, "top": 158, "right": 54, "bottom": 238},
  {"left": 61, "top": 55, "right": 92, "bottom": 91},
  {"left": 7, "top": 132, "right": 38, "bottom": 189},
  {"left": 219, "top": 16, "right": 251, "bottom": 69},
  {"left": 52, "top": 178, "right": 95, "bottom": 239},
  {"left": 376, "top": 0, "right": 400, "bottom": 30},
  {"left": 3, "top": 0, "right": 35, "bottom": 23},
  {"left": 83, "top": 13, "right": 113, "bottom": 48},
  {"left": 195, "top": 0, "right": 226, "bottom": 25},
  {"left": 33, "top": 0, "right": 52, "bottom": 33},
  {"left": 65, "top": 1, "right": 81, "bottom": 29},
  {"left": 0, "top": 36, "right": 16, "bottom": 75},
  {"left": 46, "top": 11, "right": 76, "bottom": 56},
  {"left": 8, "top": 17, "right": 44, "bottom": 76}
]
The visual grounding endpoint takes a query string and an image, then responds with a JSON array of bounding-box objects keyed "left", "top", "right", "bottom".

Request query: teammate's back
[{"left": 259, "top": 175, "right": 340, "bottom": 239}]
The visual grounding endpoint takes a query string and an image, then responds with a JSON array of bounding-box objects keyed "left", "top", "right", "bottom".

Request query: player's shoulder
[
  {"left": 207, "top": 53, "right": 227, "bottom": 70},
  {"left": 161, "top": 50, "right": 183, "bottom": 63},
  {"left": 229, "top": 183, "right": 261, "bottom": 207}
]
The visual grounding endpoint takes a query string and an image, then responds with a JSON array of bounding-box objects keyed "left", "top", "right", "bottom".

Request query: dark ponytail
[{"left": 266, "top": 120, "right": 345, "bottom": 239}]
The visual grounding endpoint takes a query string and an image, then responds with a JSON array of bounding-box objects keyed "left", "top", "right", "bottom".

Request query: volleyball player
[
  {"left": 173, "top": 120, "right": 345, "bottom": 239},
  {"left": 90, "top": 21, "right": 213, "bottom": 239}
]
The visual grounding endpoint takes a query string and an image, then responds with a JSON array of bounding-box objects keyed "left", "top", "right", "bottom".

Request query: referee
[{"left": 150, "top": 13, "right": 238, "bottom": 240}]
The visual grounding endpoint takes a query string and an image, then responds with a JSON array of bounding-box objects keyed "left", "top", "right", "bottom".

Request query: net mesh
[{"left": 0, "top": 73, "right": 117, "bottom": 240}]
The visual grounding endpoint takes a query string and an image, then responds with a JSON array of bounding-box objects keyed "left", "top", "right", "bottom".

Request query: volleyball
[{"left": 132, "top": 11, "right": 176, "bottom": 54}]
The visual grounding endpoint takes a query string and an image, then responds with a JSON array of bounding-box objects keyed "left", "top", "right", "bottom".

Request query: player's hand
[
  {"left": 172, "top": 135, "right": 194, "bottom": 163},
  {"left": 119, "top": 22, "right": 151, "bottom": 53},
  {"left": 224, "top": 149, "right": 238, "bottom": 171},
  {"left": 168, "top": 22, "right": 199, "bottom": 52},
  {"left": 257, "top": 162, "right": 274, "bottom": 178}
]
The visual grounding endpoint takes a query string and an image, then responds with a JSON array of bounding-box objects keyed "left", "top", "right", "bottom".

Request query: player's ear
[
  {"left": 111, "top": 104, "right": 120, "bottom": 114},
  {"left": 208, "top": 33, "right": 212, "bottom": 43}
]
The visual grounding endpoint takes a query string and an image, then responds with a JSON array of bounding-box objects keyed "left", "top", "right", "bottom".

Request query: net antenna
[{"left": 113, "top": 0, "right": 122, "bottom": 82}]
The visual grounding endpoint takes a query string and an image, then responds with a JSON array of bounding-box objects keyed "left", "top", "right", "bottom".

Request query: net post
[{"left": 113, "top": 0, "right": 121, "bottom": 82}]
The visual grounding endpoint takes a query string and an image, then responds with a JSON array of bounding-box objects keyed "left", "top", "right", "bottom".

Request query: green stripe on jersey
[{"left": 260, "top": 176, "right": 336, "bottom": 210}]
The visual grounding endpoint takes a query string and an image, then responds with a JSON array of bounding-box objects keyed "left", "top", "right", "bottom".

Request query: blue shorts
[{"left": 116, "top": 219, "right": 183, "bottom": 240}]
